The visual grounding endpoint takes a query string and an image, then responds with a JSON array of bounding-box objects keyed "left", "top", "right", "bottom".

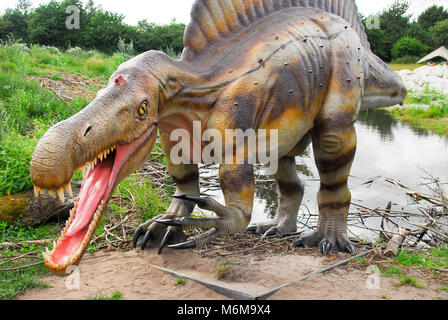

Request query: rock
[{"left": 396, "top": 64, "right": 448, "bottom": 94}]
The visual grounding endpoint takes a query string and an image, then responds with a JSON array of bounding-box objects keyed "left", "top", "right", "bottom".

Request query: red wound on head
[{"left": 114, "top": 76, "right": 127, "bottom": 88}]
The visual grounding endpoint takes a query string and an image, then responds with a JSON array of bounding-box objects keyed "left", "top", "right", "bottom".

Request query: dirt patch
[
  {"left": 19, "top": 245, "right": 448, "bottom": 300},
  {"left": 35, "top": 71, "right": 105, "bottom": 102}
]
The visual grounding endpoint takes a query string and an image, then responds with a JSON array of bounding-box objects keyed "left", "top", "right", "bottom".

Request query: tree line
[
  {"left": 0, "top": 0, "right": 447, "bottom": 62},
  {"left": 0, "top": 0, "right": 185, "bottom": 55},
  {"left": 363, "top": 0, "right": 448, "bottom": 63}
]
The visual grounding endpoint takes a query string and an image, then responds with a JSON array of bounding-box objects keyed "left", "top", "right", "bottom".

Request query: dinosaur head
[{"left": 30, "top": 57, "right": 161, "bottom": 274}]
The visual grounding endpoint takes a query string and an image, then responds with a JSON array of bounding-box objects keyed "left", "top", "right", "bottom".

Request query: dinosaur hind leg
[
  {"left": 294, "top": 124, "right": 357, "bottom": 256},
  {"left": 247, "top": 156, "right": 304, "bottom": 238},
  {"left": 157, "top": 164, "right": 255, "bottom": 250}
]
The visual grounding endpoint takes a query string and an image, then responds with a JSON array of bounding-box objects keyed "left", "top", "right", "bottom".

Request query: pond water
[{"left": 199, "top": 109, "right": 448, "bottom": 241}]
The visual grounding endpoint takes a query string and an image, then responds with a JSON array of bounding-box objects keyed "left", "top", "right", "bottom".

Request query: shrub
[{"left": 391, "top": 37, "right": 430, "bottom": 60}]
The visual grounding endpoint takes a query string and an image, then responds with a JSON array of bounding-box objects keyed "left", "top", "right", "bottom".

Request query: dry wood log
[
  {"left": 0, "top": 183, "right": 81, "bottom": 226},
  {"left": 383, "top": 227, "right": 407, "bottom": 257}
]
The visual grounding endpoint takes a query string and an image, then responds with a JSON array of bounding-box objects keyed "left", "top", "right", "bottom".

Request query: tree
[
  {"left": 83, "top": 10, "right": 128, "bottom": 54},
  {"left": 407, "top": 22, "right": 432, "bottom": 48},
  {"left": 418, "top": 5, "right": 448, "bottom": 30},
  {"left": 429, "top": 19, "right": 448, "bottom": 48},
  {"left": 28, "top": 0, "right": 87, "bottom": 48},
  {"left": 16, "top": 0, "right": 32, "bottom": 15},
  {"left": 1, "top": 8, "right": 30, "bottom": 42},
  {"left": 391, "top": 37, "right": 430, "bottom": 60},
  {"left": 379, "top": 0, "right": 412, "bottom": 61}
]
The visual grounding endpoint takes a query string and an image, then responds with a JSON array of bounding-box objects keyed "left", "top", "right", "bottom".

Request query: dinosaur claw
[
  {"left": 140, "top": 229, "right": 153, "bottom": 251},
  {"left": 133, "top": 226, "right": 145, "bottom": 248},
  {"left": 155, "top": 219, "right": 184, "bottom": 227},
  {"left": 158, "top": 229, "right": 174, "bottom": 255},
  {"left": 262, "top": 227, "right": 278, "bottom": 239},
  {"left": 246, "top": 225, "right": 257, "bottom": 232},
  {"left": 344, "top": 243, "right": 356, "bottom": 255},
  {"left": 168, "top": 240, "right": 197, "bottom": 250},
  {"left": 320, "top": 241, "right": 333, "bottom": 256},
  {"left": 293, "top": 238, "right": 305, "bottom": 248},
  {"left": 173, "top": 195, "right": 210, "bottom": 208}
]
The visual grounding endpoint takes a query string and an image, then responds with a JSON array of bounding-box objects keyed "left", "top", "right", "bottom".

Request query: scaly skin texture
[{"left": 31, "top": 0, "right": 407, "bottom": 274}]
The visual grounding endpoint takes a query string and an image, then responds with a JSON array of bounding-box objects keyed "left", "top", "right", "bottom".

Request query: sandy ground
[{"left": 20, "top": 248, "right": 448, "bottom": 301}]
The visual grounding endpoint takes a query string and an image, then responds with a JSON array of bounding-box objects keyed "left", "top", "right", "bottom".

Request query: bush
[{"left": 391, "top": 37, "right": 430, "bottom": 60}]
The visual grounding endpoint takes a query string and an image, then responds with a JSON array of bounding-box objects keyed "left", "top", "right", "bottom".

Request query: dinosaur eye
[{"left": 138, "top": 101, "right": 148, "bottom": 117}]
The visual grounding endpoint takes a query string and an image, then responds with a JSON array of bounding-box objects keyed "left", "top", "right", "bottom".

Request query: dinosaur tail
[{"left": 361, "top": 52, "right": 407, "bottom": 110}]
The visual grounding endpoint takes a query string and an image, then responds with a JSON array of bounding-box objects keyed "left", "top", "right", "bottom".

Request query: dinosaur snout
[{"left": 31, "top": 123, "right": 78, "bottom": 189}]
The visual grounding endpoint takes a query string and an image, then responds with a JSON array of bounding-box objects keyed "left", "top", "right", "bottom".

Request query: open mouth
[{"left": 35, "top": 125, "right": 156, "bottom": 274}]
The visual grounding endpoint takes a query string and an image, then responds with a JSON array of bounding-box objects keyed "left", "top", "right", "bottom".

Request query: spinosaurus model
[{"left": 31, "top": 0, "right": 407, "bottom": 274}]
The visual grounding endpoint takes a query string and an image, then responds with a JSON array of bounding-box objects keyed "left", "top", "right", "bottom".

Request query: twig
[
  {"left": 0, "top": 239, "right": 53, "bottom": 248},
  {"left": 47, "top": 86, "right": 76, "bottom": 114},
  {"left": 0, "top": 261, "right": 44, "bottom": 272}
]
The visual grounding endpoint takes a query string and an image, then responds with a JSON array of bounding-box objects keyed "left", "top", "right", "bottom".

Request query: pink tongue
[{"left": 66, "top": 161, "right": 112, "bottom": 237}]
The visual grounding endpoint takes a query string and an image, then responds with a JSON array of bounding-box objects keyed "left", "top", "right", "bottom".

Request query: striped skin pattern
[{"left": 129, "top": 0, "right": 407, "bottom": 255}]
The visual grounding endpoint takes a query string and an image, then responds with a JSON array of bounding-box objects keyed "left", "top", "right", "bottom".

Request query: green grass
[
  {"left": 176, "top": 278, "right": 187, "bottom": 286},
  {"left": 0, "top": 222, "right": 63, "bottom": 300},
  {"left": 397, "top": 276, "right": 425, "bottom": 289},
  {"left": 387, "top": 63, "right": 424, "bottom": 71},
  {"left": 87, "top": 290, "right": 125, "bottom": 300},
  {"left": 381, "top": 266, "right": 404, "bottom": 278},
  {"left": 114, "top": 174, "right": 173, "bottom": 223},
  {"left": 388, "top": 88, "right": 448, "bottom": 137},
  {"left": 394, "top": 247, "right": 448, "bottom": 270}
]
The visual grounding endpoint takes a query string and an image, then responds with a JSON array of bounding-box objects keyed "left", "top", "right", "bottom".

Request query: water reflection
[{"left": 357, "top": 109, "right": 399, "bottom": 141}]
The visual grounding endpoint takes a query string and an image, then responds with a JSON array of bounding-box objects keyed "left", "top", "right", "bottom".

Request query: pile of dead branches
[{"left": 351, "top": 172, "right": 447, "bottom": 250}]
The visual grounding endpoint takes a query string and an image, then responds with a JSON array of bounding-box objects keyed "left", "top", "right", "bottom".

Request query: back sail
[{"left": 183, "top": 0, "right": 370, "bottom": 59}]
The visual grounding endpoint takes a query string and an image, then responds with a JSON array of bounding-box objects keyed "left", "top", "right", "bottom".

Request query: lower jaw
[{"left": 44, "top": 199, "right": 107, "bottom": 274}]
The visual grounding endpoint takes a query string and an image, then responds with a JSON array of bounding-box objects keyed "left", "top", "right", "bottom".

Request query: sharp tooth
[
  {"left": 65, "top": 183, "right": 73, "bottom": 198},
  {"left": 57, "top": 188, "right": 65, "bottom": 203},
  {"left": 46, "top": 247, "right": 51, "bottom": 255},
  {"left": 53, "top": 241, "right": 57, "bottom": 248},
  {"left": 100, "top": 153, "right": 104, "bottom": 161},
  {"left": 47, "top": 189, "right": 54, "bottom": 197},
  {"left": 42, "top": 252, "right": 50, "bottom": 261}
]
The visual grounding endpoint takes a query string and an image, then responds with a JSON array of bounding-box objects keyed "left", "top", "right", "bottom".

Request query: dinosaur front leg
[
  {"left": 157, "top": 164, "right": 255, "bottom": 250},
  {"left": 133, "top": 162, "right": 200, "bottom": 251},
  {"left": 247, "top": 156, "right": 303, "bottom": 238},
  {"left": 294, "top": 125, "right": 357, "bottom": 256}
]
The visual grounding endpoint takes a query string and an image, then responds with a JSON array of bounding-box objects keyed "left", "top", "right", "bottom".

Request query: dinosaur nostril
[{"left": 83, "top": 126, "right": 92, "bottom": 137}]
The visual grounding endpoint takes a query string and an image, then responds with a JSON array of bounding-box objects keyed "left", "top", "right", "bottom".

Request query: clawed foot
[
  {"left": 293, "top": 230, "right": 356, "bottom": 256},
  {"left": 133, "top": 215, "right": 188, "bottom": 254},
  {"left": 136, "top": 195, "right": 247, "bottom": 253}
]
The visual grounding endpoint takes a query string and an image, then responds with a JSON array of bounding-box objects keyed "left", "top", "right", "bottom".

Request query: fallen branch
[
  {"left": 0, "top": 261, "right": 44, "bottom": 272},
  {"left": 0, "top": 239, "right": 53, "bottom": 248},
  {"left": 47, "top": 86, "right": 76, "bottom": 114},
  {"left": 383, "top": 228, "right": 407, "bottom": 257}
]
